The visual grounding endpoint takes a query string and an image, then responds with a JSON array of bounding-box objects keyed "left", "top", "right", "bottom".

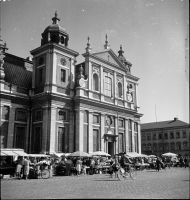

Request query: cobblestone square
[{"left": 1, "top": 167, "right": 189, "bottom": 199}]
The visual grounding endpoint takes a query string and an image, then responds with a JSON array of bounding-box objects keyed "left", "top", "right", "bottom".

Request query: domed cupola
[{"left": 41, "top": 11, "right": 69, "bottom": 47}]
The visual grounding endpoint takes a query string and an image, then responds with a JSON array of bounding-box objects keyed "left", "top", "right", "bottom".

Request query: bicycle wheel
[
  {"left": 130, "top": 167, "right": 137, "bottom": 180},
  {"left": 41, "top": 169, "right": 50, "bottom": 179},
  {"left": 117, "top": 168, "right": 129, "bottom": 181}
]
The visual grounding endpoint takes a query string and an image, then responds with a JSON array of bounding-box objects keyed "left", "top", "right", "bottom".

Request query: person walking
[
  {"left": 65, "top": 157, "right": 72, "bottom": 176},
  {"left": 23, "top": 157, "right": 30, "bottom": 179},
  {"left": 184, "top": 157, "right": 187, "bottom": 168},
  {"left": 156, "top": 157, "right": 161, "bottom": 172},
  {"left": 76, "top": 157, "right": 82, "bottom": 177}
]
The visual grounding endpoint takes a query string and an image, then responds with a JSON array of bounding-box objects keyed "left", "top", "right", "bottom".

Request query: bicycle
[
  {"left": 29, "top": 166, "right": 50, "bottom": 179},
  {"left": 117, "top": 164, "right": 137, "bottom": 181}
]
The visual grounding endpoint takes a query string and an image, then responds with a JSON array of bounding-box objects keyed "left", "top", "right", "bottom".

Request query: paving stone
[{"left": 1, "top": 167, "right": 189, "bottom": 199}]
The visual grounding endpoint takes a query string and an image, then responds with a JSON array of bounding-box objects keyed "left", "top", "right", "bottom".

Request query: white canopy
[
  {"left": 89, "top": 151, "right": 111, "bottom": 157},
  {"left": 161, "top": 152, "right": 178, "bottom": 157}
]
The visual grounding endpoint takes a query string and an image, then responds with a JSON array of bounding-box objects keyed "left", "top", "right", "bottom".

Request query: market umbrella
[
  {"left": 89, "top": 151, "right": 111, "bottom": 157},
  {"left": 126, "top": 152, "right": 141, "bottom": 158},
  {"left": 161, "top": 152, "right": 178, "bottom": 157},
  {"left": 147, "top": 155, "right": 157, "bottom": 158},
  {"left": 68, "top": 151, "right": 91, "bottom": 157}
]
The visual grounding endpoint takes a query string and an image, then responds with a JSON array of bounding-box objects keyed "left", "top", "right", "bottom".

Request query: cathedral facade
[{"left": 0, "top": 12, "right": 143, "bottom": 157}]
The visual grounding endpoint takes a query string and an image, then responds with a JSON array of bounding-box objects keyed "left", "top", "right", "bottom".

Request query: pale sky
[{"left": 1, "top": 0, "right": 189, "bottom": 124}]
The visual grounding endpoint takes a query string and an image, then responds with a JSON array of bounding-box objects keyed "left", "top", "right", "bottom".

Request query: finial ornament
[
  {"left": 105, "top": 34, "right": 108, "bottom": 44},
  {"left": 52, "top": 10, "right": 60, "bottom": 24},
  {"left": 85, "top": 36, "right": 92, "bottom": 52},
  {"left": 104, "top": 34, "right": 110, "bottom": 50}
]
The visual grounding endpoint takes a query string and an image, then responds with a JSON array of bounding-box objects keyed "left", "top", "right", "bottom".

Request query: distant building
[
  {"left": 141, "top": 118, "right": 190, "bottom": 157},
  {"left": 0, "top": 12, "right": 143, "bottom": 156}
]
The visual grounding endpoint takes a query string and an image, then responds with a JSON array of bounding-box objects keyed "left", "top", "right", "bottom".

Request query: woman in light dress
[
  {"left": 76, "top": 157, "right": 82, "bottom": 177},
  {"left": 24, "top": 157, "right": 30, "bottom": 179}
]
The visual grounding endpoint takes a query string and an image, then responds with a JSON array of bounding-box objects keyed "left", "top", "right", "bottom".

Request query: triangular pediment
[{"left": 91, "top": 49, "right": 126, "bottom": 70}]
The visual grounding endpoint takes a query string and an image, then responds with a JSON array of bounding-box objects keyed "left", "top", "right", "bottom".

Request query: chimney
[{"left": 174, "top": 117, "right": 178, "bottom": 121}]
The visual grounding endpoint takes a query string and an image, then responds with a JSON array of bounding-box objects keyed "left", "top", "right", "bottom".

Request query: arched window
[
  {"left": 60, "top": 36, "right": 65, "bottom": 44},
  {"left": 104, "top": 76, "right": 112, "bottom": 97},
  {"left": 51, "top": 34, "right": 57, "bottom": 43},
  {"left": 118, "top": 82, "right": 122, "bottom": 98},
  {"left": 93, "top": 73, "right": 99, "bottom": 91}
]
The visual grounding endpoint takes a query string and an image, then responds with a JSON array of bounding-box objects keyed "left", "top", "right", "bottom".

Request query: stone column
[
  {"left": 32, "top": 57, "right": 36, "bottom": 92},
  {"left": 25, "top": 108, "right": 31, "bottom": 152},
  {"left": 137, "top": 122, "right": 141, "bottom": 154},
  {"left": 124, "top": 76, "right": 127, "bottom": 107},
  {"left": 115, "top": 116, "right": 119, "bottom": 155},
  {"left": 69, "top": 111, "right": 74, "bottom": 153},
  {"left": 88, "top": 111, "right": 93, "bottom": 152},
  {"left": 28, "top": 108, "right": 33, "bottom": 153},
  {"left": 131, "top": 120, "right": 135, "bottom": 152},
  {"left": 100, "top": 113, "right": 105, "bottom": 152},
  {"left": 7, "top": 106, "right": 16, "bottom": 148},
  {"left": 49, "top": 106, "right": 57, "bottom": 154},
  {"left": 75, "top": 109, "right": 84, "bottom": 151},
  {"left": 41, "top": 106, "right": 48, "bottom": 154},
  {"left": 125, "top": 118, "right": 129, "bottom": 153}
]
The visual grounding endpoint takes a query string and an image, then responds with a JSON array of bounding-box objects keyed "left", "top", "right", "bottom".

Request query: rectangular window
[
  {"left": 93, "top": 115, "right": 99, "bottom": 124},
  {"left": 119, "top": 133, "right": 123, "bottom": 153},
  {"left": 104, "top": 76, "right": 112, "bottom": 97},
  {"left": 16, "top": 110, "right": 27, "bottom": 121},
  {"left": 14, "top": 126, "right": 25, "bottom": 149},
  {"left": 35, "top": 110, "right": 42, "bottom": 121},
  {"left": 153, "top": 134, "right": 156, "bottom": 140},
  {"left": 171, "top": 143, "right": 175, "bottom": 150},
  {"left": 176, "top": 132, "right": 180, "bottom": 138},
  {"left": 159, "top": 133, "right": 162, "bottom": 139},
  {"left": 142, "top": 134, "right": 146, "bottom": 141},
  {"left": 58, "top": 110, "right": 66, "bottom": 121},
  {"left": 164, "top": 133, "right": 168, "bottom": 139},
  {"left": 93, "top": 129, "right": 99, "bottom": 151},
  {"left": 39, "top": 68, "right": 43, "bottom": 82},
  {"left": 170, "top": 132, "right": 174, "bottom": 139},
  {"left": 119, "top": 120, "right": 124, "bottom": 127},
  {"left": 33, "top": 127, "right": 41, "bottom": 153},
  {"left": 61, "top": 69, "right": 66, "bottom": 82},
  {"left": 84, "top": 111, "right": 88, "bottom": 123},
  {"left": 159, "top": 144, "right": 163, "bottom": 151},
  {"left": 183, "top": 131, "right": 187, "bottom": 138},
  {"left": 177, "top": 143, "right": 181, "bottom": 150},
  {"left": 134, "top": 123, "right": 137, "bottom": 132},
  {"left": 147, "top": 134, "right": 151, "bottom": 140},
  {"left": 58, "top": 127, "right": 65, "bottom": 152}
]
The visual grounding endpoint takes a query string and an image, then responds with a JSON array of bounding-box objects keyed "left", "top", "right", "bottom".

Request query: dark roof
[
  {"left": 141, "top": 119, "right": 189, "bottom": 130},
  {"left": 3, "top": 53, "right": 32, "bottom": 89}
]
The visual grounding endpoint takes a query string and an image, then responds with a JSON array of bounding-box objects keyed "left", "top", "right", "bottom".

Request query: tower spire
[{"left": 52, "top": 10, "right": 60, "bottom": 24}]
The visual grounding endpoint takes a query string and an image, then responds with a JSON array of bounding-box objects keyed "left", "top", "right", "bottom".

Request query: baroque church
[{"left": 0, "top": 12, "right": 143, "bottom": 157}]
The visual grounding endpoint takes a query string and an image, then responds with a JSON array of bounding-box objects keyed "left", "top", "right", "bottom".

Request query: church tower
[{"left": 30, "top": 12, "right": 79, "bottom": 154}]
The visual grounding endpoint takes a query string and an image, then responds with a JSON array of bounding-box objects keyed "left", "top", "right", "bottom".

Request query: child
[{"left": 82, "top": 165, "right": 86, "bottom": 176}]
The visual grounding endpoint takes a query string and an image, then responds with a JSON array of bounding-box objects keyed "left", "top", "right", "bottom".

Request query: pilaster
[
  {"left": 115, "top": 116, "right": 119, "bottom": 155},
  {"left": 75, "top": 109, "right": 84, "bottom": 151},
  {"left": 100, "top": 65, "right": 104, "bottom": 101},
  {"left": 114, "top": 71, "right": 117, "bottom": 104},
  {"left": 69, "top": 111, "right": 74, "bottom": 152},
  {"left": 125, "top": 118, "right": 129, "bottom": 153},
  {"left": 137, "top": 122, "right": 141, "bottom": 154},
  {"left": 51, "top": 51, "right": 57, "bottom": 93},
  {"left": 41, "top": 106, "right": 48, "bottom": 154},
  {"left": 70, "top": 58, "right": 76, "bottom": 97},
  {"left": 88, "top": 111, "right": 93, "bottom": 152},
  {"left": 49, "top": 106, "right": 56, "bottom": 154},
  {"left": 7, "top": 106, "right": 16, "bottom": 148},
  {"left": 131, "top": 120, "right": 135, "bottom": 152},
  {"left": 100, "top": 113, "right": 105, "bottom": 152}
]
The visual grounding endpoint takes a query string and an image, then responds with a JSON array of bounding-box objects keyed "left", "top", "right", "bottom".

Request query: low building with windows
[
  {"left": 0, "top": 12, "right": 143, "bottom": 157},
  {"left": 141, "top": 118, "right": 190, "bottom": 157}
]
